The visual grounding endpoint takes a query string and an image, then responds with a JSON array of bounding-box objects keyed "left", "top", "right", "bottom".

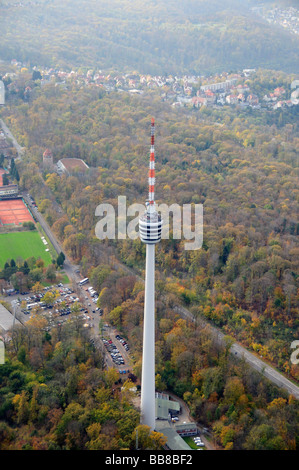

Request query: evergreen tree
[
  {"left": 10, "top": 158, "right": 15, "bottom": 174},
  {"left": 32, "top": 70, "right": 42, "bottom": 81},
  {"left": 57, "top": 252, "right": 65, "bottom": 267},
  {"left": 22, "top": 261, "right": 30, "bottom": 275},
  {"left": 2, "top": 173, "right": 9, "bottom": 185}
]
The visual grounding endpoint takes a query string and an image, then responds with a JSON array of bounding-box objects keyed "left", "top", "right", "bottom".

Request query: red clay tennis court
[{"left": 0, "top": 198, "right": 34, "bottom": 226}]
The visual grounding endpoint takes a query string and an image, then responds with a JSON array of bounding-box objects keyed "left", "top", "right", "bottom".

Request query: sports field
[
  {"left": 0, "top": 231, "right": 53, "bottom": 267},
  {"left": 0, "top": 198, "right": 34, "bottom": 226}
]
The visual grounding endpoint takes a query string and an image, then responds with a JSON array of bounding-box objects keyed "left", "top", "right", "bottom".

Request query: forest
[
  {"left": 0, "top": 0, "right": 298, "bottom": 74},
  {"left": 0, "top": 313, "right": 168, "bottom": 450},
  {"left": 1, "top": 290, "right": 298, "bottom": 450},
  {"left": 0, "top": 64, "right": 298, "bottom": 449}
]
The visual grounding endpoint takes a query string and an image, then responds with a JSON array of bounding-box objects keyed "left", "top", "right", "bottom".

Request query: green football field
[{"left": 0, "top": 231, "right": 53, "bottom": 267}]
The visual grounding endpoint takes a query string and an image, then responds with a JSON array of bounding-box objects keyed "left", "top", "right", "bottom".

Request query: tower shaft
[{"left": 140, "top": 243, "right": 156, "bottom": 430}]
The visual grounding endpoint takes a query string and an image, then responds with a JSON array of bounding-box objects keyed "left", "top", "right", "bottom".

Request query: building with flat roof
[
  {"left": 0, "top": 81, "right": 5, "bottom": 106},
  {"left": 155, "top": 392, "right": 180, "bottom": 419},
  {"left": 56, "top": 158, "right": 89, "bottom": 176},
  {"left": 0, "top": 303, "right": 21, "bottom": 335},
  {"left": 159, "top": 427, "right": 192, "bottom": 451},
  {"left": 175, "top": 422, "right": 198, "bottom": 437},
  {"left": 0, "top": 184, "right": 19, "bottom": 198}
]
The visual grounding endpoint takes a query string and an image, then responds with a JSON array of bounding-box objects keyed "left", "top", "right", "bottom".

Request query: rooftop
[
  {"left": 155, "top": 395, "right": 180, "bottom": 419},
  {"left": 59, "top": 158, "right": 89, "bottom": 173},
  {"left": 0, "top": 303, "right": 21, "bottom": 333},
  {"left": 158, "top": 427, "right": 191, "bottom": 451}
]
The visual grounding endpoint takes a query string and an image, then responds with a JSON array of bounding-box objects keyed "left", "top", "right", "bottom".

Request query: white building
[
  {"left": 200, "top": 79, "right": 237, "bottom": 93},
  {"left": 0, "top": 81, "right": 5, "bottom": 106},
  {"left": 0, "top": 303, "right": 21, "bottom": 335},
  {"left": 56, "top": 158, "right": 89, "bottom": 176},
  {"left": 0, "top": 184, "right": 18, "bottom": 198}
]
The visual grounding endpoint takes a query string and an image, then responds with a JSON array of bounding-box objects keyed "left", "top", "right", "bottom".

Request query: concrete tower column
[{"left": 140, "top": 243, "right": 156, "bottom": 430}]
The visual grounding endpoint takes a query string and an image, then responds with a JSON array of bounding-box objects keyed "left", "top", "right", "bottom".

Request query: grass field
[{"left": 0, "top": 231, "right": 53, "bottom": 267}]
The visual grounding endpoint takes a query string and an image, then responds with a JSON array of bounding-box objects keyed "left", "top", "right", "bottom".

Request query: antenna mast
[{"left": 148, "top": 118, "right": 155, "bottom": 208}]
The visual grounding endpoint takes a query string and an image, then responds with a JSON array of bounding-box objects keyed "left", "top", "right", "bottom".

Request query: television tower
[{"left": 139, "top": 118, "right": 163, "bottom": 431}]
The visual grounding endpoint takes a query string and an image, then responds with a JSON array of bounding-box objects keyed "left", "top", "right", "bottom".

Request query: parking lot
[
  {"left": 7, "top": 283, "right": 95, "bottom": 327},
  {"left": 7, "top": 281, "right": 133, "bottom": 377},
  {"left": 102, "top": 330, "right": 132, "bottom": 374}
]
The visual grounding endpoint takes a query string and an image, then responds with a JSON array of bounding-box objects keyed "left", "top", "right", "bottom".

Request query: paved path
[{"left": 0, "top": 118, "right": 24, "bottom": 159}]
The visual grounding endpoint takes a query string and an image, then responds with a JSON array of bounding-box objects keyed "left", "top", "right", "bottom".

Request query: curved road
[{"left": 0, "top": 118, "right": 24, "bottom": 159}]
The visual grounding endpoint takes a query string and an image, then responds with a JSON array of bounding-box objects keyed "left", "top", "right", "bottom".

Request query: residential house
[
  {"left": 204, "top": 90, "right": 216, "bottom": 104},
  {"left": 226, "top": 94, "right": 239, "bottom": 105},
  {"left": 274, "top": 87, "right": 286, "bottom": 97},
  {"left": 192, "top": 96, "right": 207, "bottom": 108},
  {"left": 247, "top": 94, "right": 259, "bottom": 106}
]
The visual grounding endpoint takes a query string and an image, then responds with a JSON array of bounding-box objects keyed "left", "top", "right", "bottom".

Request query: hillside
[{"left": 0, "top": 0, "right": 298, "bottom": 74}]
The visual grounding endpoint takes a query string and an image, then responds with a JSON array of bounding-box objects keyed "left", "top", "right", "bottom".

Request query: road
[
  {"left": 230, "top": 341, "right": 299, "bottom": 398},
  {"left": 0, "top": 118, "right": 24, "bottom": 159}
]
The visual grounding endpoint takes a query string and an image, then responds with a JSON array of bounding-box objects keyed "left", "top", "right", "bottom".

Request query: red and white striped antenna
[{"left": 148, "top": 118, "right": 155, "bottom": 207}]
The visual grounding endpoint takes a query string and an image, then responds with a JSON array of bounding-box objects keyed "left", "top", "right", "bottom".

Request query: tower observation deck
[{"left": 139, "top": 207, "right": 162, "bottom": 244}]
